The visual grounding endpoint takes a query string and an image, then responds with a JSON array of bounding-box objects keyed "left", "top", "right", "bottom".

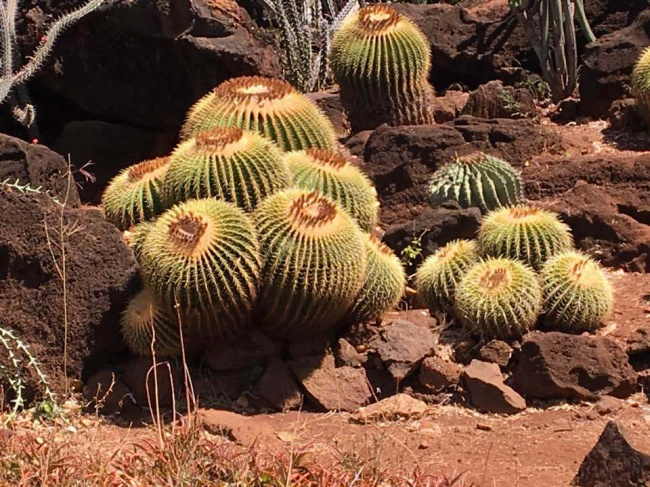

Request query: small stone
[
  {"left": 256, "top": 358, "right": 302, "bottom": 411},
  {"left": 354, "top": 394, "right": 428, "bottom": 423},
  {"left": 627, "top": 326, "right": 650, "bottom": 356},
  {"left": 476, "top": 423, "right": 493, "bottom": 431},
  {"left": 418, "top": 440, "right": 431, "bottom": 450},
  {"left": 478, "top": 340, "right": 513, "bottom": 368},
  {"left": 337, "top": 338, "right": 366, "bottom": 367},
  {"left": 418, "top": 356, "right": 462, "bottom": 392},
  {"left": 462, "top": 360, "right": 526, "bottom": 415},
  {"left": 594, "top": 396, "right": 624, "bottom": 416}
]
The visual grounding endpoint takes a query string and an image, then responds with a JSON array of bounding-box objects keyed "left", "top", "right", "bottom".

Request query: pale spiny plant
[{"left": 0, "top": 0, "right": 106, "bottom": 138}]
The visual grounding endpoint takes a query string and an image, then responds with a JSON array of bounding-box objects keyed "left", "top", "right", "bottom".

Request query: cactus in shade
[
  {"left": 101, "top": 157, "right": 170, "bottom": 230},
  {"left": 285, "top": 149, "right": 379, "bottom": 232},
  {"left": 140, "top": 198, "right": 260, "bottom": 338},
  {"left": 180, "top": 76, "right": 337, "bottom": 152},
  {"left": 541, "top": 251, "right": 613, "bottom": 333},
  {"left": 632, "top": 46, "right": 650, "bottom": 127},
  {"left": 253, "top": 189, "right": 366, "bottom": 337},
  {"left": 428, "top": 153, "right": 522, "bottom": 214},
  {"left": 120, "top": 288, "right": 183, "bottom": 358},
  {"left": 125, "top": 221, "right": 155, "bottom": 261},
  {"left": 346, "top": 234, "right": 406, "bottom": 324},
  {"left": 164, "top": 127, "right": 291, "bottom": 212},
  {"left": 416, "top": 239, "right": 479, "bottom": 312},
  {"left": 329, "top": 4, "right": 435, "bottom": 132},
  {"left": 454, "top": 258, "right": 542, "bottom": 340},
  {"left": 477, "top": 205, "right": 573, "bottom": 271}
]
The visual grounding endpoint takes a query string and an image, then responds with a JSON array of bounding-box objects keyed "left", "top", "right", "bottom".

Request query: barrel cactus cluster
[
  {"left": 416, "top": 204, "right": 613, "bottom": 340},
  {"left": 102, "top": 75, "right": 405, "bottom": 358}
]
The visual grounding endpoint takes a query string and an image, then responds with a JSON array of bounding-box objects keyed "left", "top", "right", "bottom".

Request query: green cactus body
[
  {"left": 126, "top": 221, "right": 155, "bottom": 261},
  {"left": 632, "top": 46, "right": 650, "bottom": 126},
  {"left": 541, "top": 251, "right": 613, "bottom": 333},
  {"left": 101, "top": 157, "right": 170, "bottom": 230},
  {"left": 285, "top": 149, "right": 379, "bottom": 232},
  {"left": 346, "top": 234, "right": 406, "bottom": 323},
  {"left": 165, "top": 127, "right": 291, "bottom": 211},
  {"left": 330, "top": 4, "right": 435, "bottom": 132},
  {"left": 180, "top": 76, "right": 337, "bottom": 151},
  {"left": 428, "top": 153, "right": 522, "bottom": 214},
  {"left": 121, "top": 288, "right": 182, "bottom": 358},
  {"left": 416, "top": 239, "right": 479, "bottom": 312},
  {"left": 253, "top": 189, "right": 366, "bottom": 337},
  {"left": 454, "top": 258, "right": 542, "bottom": 340},
  {"left": 477, "top": 205, "right": 573, "bottom": 270},
  {"left": 140, "top": 198, "right": 260, "bottom": 338}
]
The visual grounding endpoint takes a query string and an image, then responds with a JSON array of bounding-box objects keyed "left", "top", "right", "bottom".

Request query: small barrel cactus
[
  {"left": 454, "top": 258, "right": 542, "bottom": 340},
  {"left": 632, "top": 46, "right": 650, "bottom": 127},
  {"left": 541, "top": 251, "right": 613, "bottom": 333},
  {"left": 428, "top": 153, "right": 522, "bottom": 214},
  {"left": 165, "top": 127, "right": 291, "bottom": 212},
  {"left": 330, "top": 4, "right": 435, "bottom": 131},
  {"left": 180, "top": 76, "right": 337, "bottom": 151},
  {"left": 346, "top": 234, "right": 406, "bottom": 324},
  {"left": 416, "top": 239, "right": 479, "bottom": 312},
  {"left": 140, "top": 198, "right": 260, "bottom": 338},
  {"left": 477, "top": 205, "right": 573, "bottom": 270},
  {"left": 253, "top": 189, "right": 366, "bottom": 337},
  {"left": 101, "top": 157, "right": 170, "bottom": 230},
  {"left": 125, "top": 221, "right": 155, "bottom": 262},
  {"left": 285, "top": 148, "right": 379, "bottom": 232}
]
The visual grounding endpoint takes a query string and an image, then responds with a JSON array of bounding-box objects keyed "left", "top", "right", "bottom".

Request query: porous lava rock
[
  {"left": 354, "top": 394, "right": 428, "bottom": 423},
  {"left": 418, "top": 356, "right": 462, "bottom": 393},
  {"left": 123, "top": 358, "right": 182, "bottom": 410},
  {"left": 478, "top": 340, "right": 514, "bottom": 368},
  {"left": 462, "top": 80, "right": 537, "bottom": 119},
  {"left": 462, "top": 360, "right": 526, "bottom": 415},
  {"left": 256, "top": 357, "right": 302, "bottom": 411}
]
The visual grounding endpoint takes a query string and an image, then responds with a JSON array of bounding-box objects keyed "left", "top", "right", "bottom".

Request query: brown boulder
[
  {"left": 418, "top": 356, "right": 462, "bottom": 393},
  {"left": 462, "top": 80, "right": 537, "bottom": 119},
  {"left": 354, "top": 394, "right": 428, "bottom": 423},
  {"left": 478, "top": 340, "right": 514, "bottom": 368},
  {"left": 123, "top": 358, "right": 183, "bottom": 409},
  {"left": 256, "top": 358, "right": 302, "bottom": 411},
  {"left": 462, "top": 360, "right": 526, "bottom": 415}
]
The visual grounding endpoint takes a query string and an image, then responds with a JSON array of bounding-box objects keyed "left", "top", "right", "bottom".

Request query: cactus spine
[
  {"left": 253, "top": 189, "right": 366, "bottom": 337},
  {"left": 416, "top": 239, "right": 479, "bottom": 312},
  {"left": 101, "top": 157, "right": 169, "bottom": 230},
  {"left": 165, "top": 127, "right": 291, "bottom": 212},
  {"left": 541, "top": 251, "right": 613, "bottom": 333},
  {"left": 632, "top": 46, "right": 650, "bottom": 127},
  {"left": 477, "top": 205, "right": 573, "bottom": 270},
  {"left": 454, "top": 258, "right": 542, "bottom": 340},
  {"left": 285, "top": 149, "right": 379, "bottom": 232},
  {"left": 181, "top": 76, "right": 337, "bottom": 151},
  {"left": 428, "top": 153, "right": 522, "bottom": 214},
  {"left": 330, "top": 4, "right": 435, "bottom": 132}
]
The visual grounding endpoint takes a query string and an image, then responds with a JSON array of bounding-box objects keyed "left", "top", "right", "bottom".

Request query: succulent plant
[
  {"left": 330, "top": 4, "right": 435, "bottom": 132},
  {"left": 477, "top": 205, "right": 573, "bottom": 270},
  {"left": 416, "top": 239, "right": 479, "bottom": 312},
  {"left": 165, "top": 127, "right": 291, "bottom": 212},
  {"left": 346, "top": 234, "right": 406, "bottom": 324},
  {"left": 632, "top": 46, "right": 650, "bottom": 127},
  {"left": 541, "top": 251, "right": 613, "bottom": 333},
  {"left": 181, "top": 76, "right": 337, "bottom": 152},
  {"left": 126, "top": 221, "right": 155, "bottom": 261},
  {"left": 428, "top": 153, "right": 522, "bottom": 214},
  {"left": 140, "top": 198, "right": 260, "bottom": 338},
  {"left": 285, "top": 148, "right": 379, "bottom": 232},
  {"left": 454, "top": 258, "right": 542, "bottom": 340},
  {"left": 253, "top": 189, "right": 366, "bottom": 337},
  {"left": 101, "top": 157, "right": 170, "bottom": 230}
]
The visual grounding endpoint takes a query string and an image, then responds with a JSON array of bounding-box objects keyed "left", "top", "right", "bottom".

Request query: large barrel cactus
[
  {"left": 541, "top": 251, "right": 613, "bottom": 333},
  {"left": 140, "top": 198, "right": 260, "bottom": 338},
  {"left": 416, "top": 239, "right": 479, "bottom": 312},
  {"left": 454, "top": 258, "right": 542, "bottom": 340},
  {"left": 180, "top": 76, "right": 337, "bottom": 151},
  {"left": 253, "top": 189, "right": 366, "bottom": 337},
  {"left": 125, "top": 220, "right": 155, "bottom": 262},
  {"left": 632, "top": 46, "right": 650, "bottom": 127},
  {"left": 101, "top": 157, "right": 169, "bottom": 230},
  {"left": 330, "top": 4, "right": 435, "bottom": 132},
  {"left": 428, "top": 153, "right": 522, "bottom": 214},
  {"left": 477, "top": 205, "right": 573, "bottom": 270},
  {"left": 285, "top": 148, "right": 379, "bottom": 232},
  {"left": 165, "top": 127, "right": 291, "bottom": 212}
]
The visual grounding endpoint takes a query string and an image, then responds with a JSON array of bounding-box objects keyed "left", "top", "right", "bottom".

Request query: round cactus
[
  {"left": 346, "top": 234, "right": 406, "bottom": 324},
  {"left": 454, "top": 258, "right": 542, "bottom": 340},
  {"left": 121, "top": 288, "right": 183, "bottom": 358},
  {"left": 285, "top": 149, "right": 379, "bottom": 232},
  {"left": 253, "top": 189, "right": 366, "bottom": 337},
  {"left": 125, "top": 221, "right": 155, "bottom": 261},
  {"left": 140, "top": 198, "right": 260, "bottom": 338},
  {"left": 541, "top": 251, "right": 613, "bottom": 333},
  {"left": 165, "top": 127, "right": 291, "bottom": 211},
  {"left": 428, "top": 153, "right": 522, "bottom": 214},
  {"left": 330, "top": 4, "right": 435, "bottom": 131},
  {"left": 632, "top": 46, "right": 650, "bottom": 127},
  {"left": 416, "top": 239, "right": 479, "bottom": 312},
  {"left": 101, "top": 157, "right": 170, "bottom": 230},
  {"left": 477, "top": 205, "right": 573, "bottom": 270},
  {"left": 181, "top": 76, "right": 337, "bottom": 152}
]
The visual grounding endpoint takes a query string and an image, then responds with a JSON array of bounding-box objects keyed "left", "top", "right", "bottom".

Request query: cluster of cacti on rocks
[
  {"left": 416, "top": 204, "right": 613, "bottom": 340},
  {"left": 102, "top": 75, "right": 405, "bottom": 357}
]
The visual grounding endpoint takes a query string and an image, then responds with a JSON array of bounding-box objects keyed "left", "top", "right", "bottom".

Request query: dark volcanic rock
[
  {"left": 462, "top": 360, "right": 526, "bottom": 415},
  {"left": 256, "top": 357, "right": 302, "bottom": 411},
  {"left": 513, "top": 332, "right": 638, "bottom": 401},
  {"left": 609, "top": 98, "right": 644, "bottom": 131},
  {"left": 462, "top": 80, "right": 537, "bottom": 119},
  {"left": 431, "top": 90, "right": 469, "bottom": 123},
  {"left": 336, "top": 338, "right": 366, "bottom": 368},
  {"left": 573, "top": 421, "right": 650, "bottom": 487},
  {"left": 418, "top": 356, "right": 462, "bottom": 393},
  {"left": 204, "top": 330, "right": 279, "bottom": 372},
  {"left": 123, "top": 358, "right": 182, "bottom": 409},
  {"left": 478, "top": 340, "right": 514, "bottom": 368},
  {"left": 627, "top": 326, "right": 650, "bottom": 356},
  {"left": 83, "top": 369, "right": 134, "bottom": 416},
  {"left": 307, "top": 92, "right": 350, "bottom": 140}
]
